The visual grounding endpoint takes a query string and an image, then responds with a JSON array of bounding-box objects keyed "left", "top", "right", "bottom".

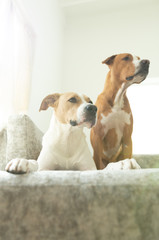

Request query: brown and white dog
[
  {"left": 5, "top": 92, "right": 97, "bottom": 173},
  {"left": 91, "top": 53, "right": 150, "bottom": 170}
]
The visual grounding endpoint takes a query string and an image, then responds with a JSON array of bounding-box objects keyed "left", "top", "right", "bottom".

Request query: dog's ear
[
  {"left": 102, "top": 55, "right": 117, "bottom": 66},
  {"left": 39, "top": 93, "right": 60, "bottom": 111}
]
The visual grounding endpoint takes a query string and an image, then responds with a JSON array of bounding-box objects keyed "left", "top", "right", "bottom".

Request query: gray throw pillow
[{"left": 6, "top": 114, "right": 43, "bottom": 168}]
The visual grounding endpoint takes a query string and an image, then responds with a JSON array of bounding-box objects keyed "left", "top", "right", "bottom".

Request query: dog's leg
[
  {"left": 117, "top": 122, "right": 133, "bottom": 161},
  {"left": 94, "top": 152, "right": 106, "bottom": 170},
  {"left": 117, "top": 141, "right": 132, "bottom": 161},
  {"left": 5, "top": 159, "right": 38, "bottom": 174},
  {"left": 117, "top": 138, "right": 132, "bottom": 161},
  {"left": 91, "top": 132, "right": 105, "bottom": 169}
]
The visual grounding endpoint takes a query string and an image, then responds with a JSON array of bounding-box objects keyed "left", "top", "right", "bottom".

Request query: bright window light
[
  {"left": 127, "top": 78, "right": 159, "bottom": 154},
  {"left": 0, "top": 0, "right": 34, "bottom": 128}
]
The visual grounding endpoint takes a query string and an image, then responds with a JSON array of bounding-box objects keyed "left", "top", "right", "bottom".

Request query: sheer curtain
[{"left": 0, "top": 0, "right": 35, "bottom": 128}]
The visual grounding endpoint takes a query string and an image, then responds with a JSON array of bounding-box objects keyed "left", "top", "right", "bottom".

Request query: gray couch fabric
[
  {"left": 0, "top": 128, "right": 7, "bottom": 170},
  {"left": 1, "top": 169, "right": 159, "bottom": 240},
  {"left": 0, "top": 114, "right": 43, "bottom": 170}
]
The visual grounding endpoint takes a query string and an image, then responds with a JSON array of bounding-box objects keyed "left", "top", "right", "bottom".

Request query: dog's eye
[
  {"left": 89, "top": 100, "right": 93, "bottom": 104},
  {"left": 68, "top": 97, "right": 77, "bottom": 103},
  {"left": 122, "top": 56, "right": 130, "bottom": 61}
]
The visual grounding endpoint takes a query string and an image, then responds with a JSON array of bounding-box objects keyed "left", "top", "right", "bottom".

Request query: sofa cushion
[
  {"left": 5, "top": 114, "right": 43, "bottom": 169},
  {"left": 0, "top": 128, "right": 7, "bottom": 170},
  {"left": 133, "top": 154, "right": 159, "bottom": 168}
]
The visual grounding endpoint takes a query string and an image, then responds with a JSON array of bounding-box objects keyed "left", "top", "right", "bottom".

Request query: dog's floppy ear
[
  {"left": 39, "top": 93, "right": 60, "bottom": 111},
  {"left": 102, "top": 55, "right": 117, "bottom": 66}
]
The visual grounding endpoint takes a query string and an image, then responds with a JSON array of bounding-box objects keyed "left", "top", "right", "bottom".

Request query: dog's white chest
[
  {"left": 101, "top": 108, "right": 131, "bottom": 158},
  {"left": 101, "top": 109, "right": 131, "bottom": 132},
  {"left": 38, "top": 115, "right": 96, "bottom": 170}
]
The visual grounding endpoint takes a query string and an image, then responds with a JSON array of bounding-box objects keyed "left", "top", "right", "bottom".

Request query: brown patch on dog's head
[
  {"left": 83, "top": 95, "right": 93, "bottom": 104},
  {"left": 102, "top": 53, "right": 150, "bottom": 84},
  {"left": 102, "top": 55, "right": 117, "bottom": 66},
  {"left": 39, "top": 92, "right": 97, "bottom": 128},
  {"left": 55, "top": 92, "right": 84, "bottom": 124},
  {"left": 39, "top": 93, "right": 60, "bottom": 111}
]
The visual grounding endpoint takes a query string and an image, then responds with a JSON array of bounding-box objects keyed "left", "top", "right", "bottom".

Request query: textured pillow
[
  {"left": 0, "top": 128, "right": 7, "bottom": 170},
  {"left": 6, "top": 114, "right": 43, "bottom": 166}
]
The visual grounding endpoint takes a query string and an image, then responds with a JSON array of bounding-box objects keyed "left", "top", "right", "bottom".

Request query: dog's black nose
[
  {"left": 85, "top": 104, "right": 97, "bottom": 114},
  {"left": 140, "top": 59, "right": 150, "bottom": 68}
]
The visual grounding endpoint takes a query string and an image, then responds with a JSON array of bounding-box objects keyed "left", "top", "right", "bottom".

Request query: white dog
[{"left": 5, "top": 92, "right": 140, "bottom": 173}]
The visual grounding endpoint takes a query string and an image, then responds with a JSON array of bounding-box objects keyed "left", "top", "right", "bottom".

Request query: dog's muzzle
[
  {"left": 83, "top": 104, "right": 97, "bottom": 127},
  {"left": 126, "top": 59, "right": 150, "bottom": 81},
  {"left": 70, "top": 104, "right": 97, "bottom": 128},
  {"left": 84, "top": 104, "right": 97, "bottom": 114},
  {"left": 136, "top": 59, "right": 150, "bottom": 75}
]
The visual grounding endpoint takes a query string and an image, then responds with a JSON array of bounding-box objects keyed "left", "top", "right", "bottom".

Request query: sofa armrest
[{"left": 6, "top": 114, "right": 43, "bottom": 162}]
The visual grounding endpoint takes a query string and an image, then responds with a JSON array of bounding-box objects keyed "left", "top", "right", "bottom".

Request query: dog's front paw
[
  {"left": 105, "top": 158, "right": 141, "bottom": 171},
  {"left": 5, "top": 158, "right": 38, "bottom": 174}
]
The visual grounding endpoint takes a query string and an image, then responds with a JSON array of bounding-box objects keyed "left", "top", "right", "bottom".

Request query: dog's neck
[
  {"left": 46, "top": 111, "right": 87, "bottom": 157},
  {"left": 103, "top": 71, "right": 130, "bottom": 109}
]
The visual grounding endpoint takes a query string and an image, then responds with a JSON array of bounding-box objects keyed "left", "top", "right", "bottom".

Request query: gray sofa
[{"left": 0, "top": 114, "right": 159, "bottom": 240}]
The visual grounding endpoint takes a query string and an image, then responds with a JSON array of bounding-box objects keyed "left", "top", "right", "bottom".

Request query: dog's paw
[
  {"left": 104, "top": 158, "right": 141, "bottom": 171},
  {"left": 5, "top": 158, "right": 38, "bottom": 174},
  {"left": 5, "top": 158, "right": 29, "bottom": 174}
]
